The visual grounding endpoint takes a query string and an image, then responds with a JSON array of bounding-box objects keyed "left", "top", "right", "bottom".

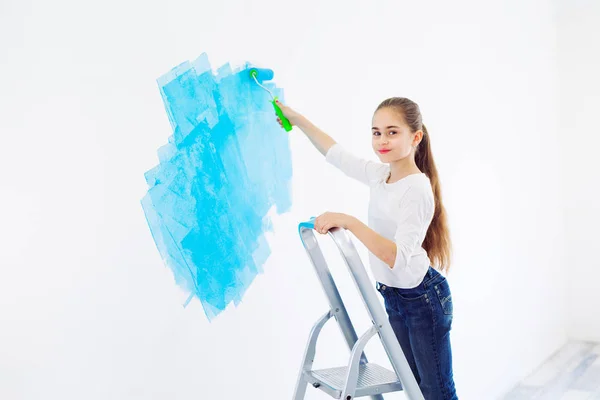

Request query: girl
[{"left": 275, "top": 97, "right": 458, "bottom": 400}]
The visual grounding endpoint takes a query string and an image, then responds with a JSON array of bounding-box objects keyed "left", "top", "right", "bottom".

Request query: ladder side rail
[{"left": 328, "top": 227, "right": 425, "bottom": 400}]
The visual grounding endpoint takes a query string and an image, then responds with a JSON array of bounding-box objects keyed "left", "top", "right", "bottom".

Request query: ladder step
[{"left": 304, "top": 362, "right": 403, "bottom": 398}]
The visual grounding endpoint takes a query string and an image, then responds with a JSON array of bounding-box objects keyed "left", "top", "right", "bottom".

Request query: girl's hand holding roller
[{"left": 275, "top": 100, "right": 302, "bottom": 127}]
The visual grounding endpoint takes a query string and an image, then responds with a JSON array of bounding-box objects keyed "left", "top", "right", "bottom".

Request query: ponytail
[{"left": 416, "top": 124, "right": 452, "bottom": 271}]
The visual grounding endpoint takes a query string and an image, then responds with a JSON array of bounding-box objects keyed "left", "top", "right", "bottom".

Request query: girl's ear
[{"left": 413, "top": 130, "right": 423, "bottom": 146}]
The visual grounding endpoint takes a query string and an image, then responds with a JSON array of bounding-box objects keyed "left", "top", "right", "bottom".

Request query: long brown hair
[{"left": 376, "top": 97, "right": 452, "bottom": 272}]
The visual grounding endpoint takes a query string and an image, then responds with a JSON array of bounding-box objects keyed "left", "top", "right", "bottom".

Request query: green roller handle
[{"left": 272, "top": 97, "right": 293, "bottom": 132}]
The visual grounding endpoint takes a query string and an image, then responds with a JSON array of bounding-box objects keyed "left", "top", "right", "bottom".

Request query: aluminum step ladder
[{"left": 293, "top": 217, "right": 424, "bottom": 400}]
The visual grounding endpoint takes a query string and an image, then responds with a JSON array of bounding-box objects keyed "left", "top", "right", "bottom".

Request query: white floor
[{"left": 503, "top": 342, "right": 600, "bottom": 399}]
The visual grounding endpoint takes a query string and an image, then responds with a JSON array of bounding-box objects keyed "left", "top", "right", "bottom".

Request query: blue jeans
[{"left": 376, "top": 266, "right": 458, "bottom": 400}]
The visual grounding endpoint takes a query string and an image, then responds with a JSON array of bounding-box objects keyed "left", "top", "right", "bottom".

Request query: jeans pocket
[
  {"left": 394, "top": 286, "right": 428, "bottom": 302},
  {"left": 434, "top": 279, "right": 453, "bottom": 315}
]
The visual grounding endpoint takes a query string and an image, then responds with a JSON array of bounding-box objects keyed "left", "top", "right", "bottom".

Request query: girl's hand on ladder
[{"left": 313, "top": 212, "right": 355, "bottom": 234}]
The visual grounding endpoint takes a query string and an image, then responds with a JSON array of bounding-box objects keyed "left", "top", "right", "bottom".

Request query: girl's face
[{"left": 371, "top": 107, "right": 419, "bottom": 162}]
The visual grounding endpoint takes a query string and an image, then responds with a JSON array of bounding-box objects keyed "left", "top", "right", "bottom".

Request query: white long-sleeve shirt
[{"left": 325, "top": 143, "right": 435, "bottom": 289}]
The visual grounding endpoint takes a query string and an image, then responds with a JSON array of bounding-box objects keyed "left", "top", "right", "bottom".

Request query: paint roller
[{"left": 248, "top": 68, "right": 293, "bottom": 132}]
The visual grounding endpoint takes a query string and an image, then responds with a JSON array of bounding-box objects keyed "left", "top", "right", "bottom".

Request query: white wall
[
  {"left": 559, "top": 0, "right": 600, "bottom": 343},
  {"left": 0, "top": 0, "right": 569, "bottom": 399}
]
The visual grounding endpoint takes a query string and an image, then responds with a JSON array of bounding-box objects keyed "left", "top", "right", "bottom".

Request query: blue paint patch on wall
[{"left": 141, "top": 53, "right": 293, "bottom": 321}]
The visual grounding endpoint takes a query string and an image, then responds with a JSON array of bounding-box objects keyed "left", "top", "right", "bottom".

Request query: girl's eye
[{"left": 373, "top": 131, "right": 397, "bottom": 136}]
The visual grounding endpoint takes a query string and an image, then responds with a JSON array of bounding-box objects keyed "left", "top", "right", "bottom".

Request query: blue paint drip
[{"left": 141, "top": 53, "right": 293, "bottom": 321}]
